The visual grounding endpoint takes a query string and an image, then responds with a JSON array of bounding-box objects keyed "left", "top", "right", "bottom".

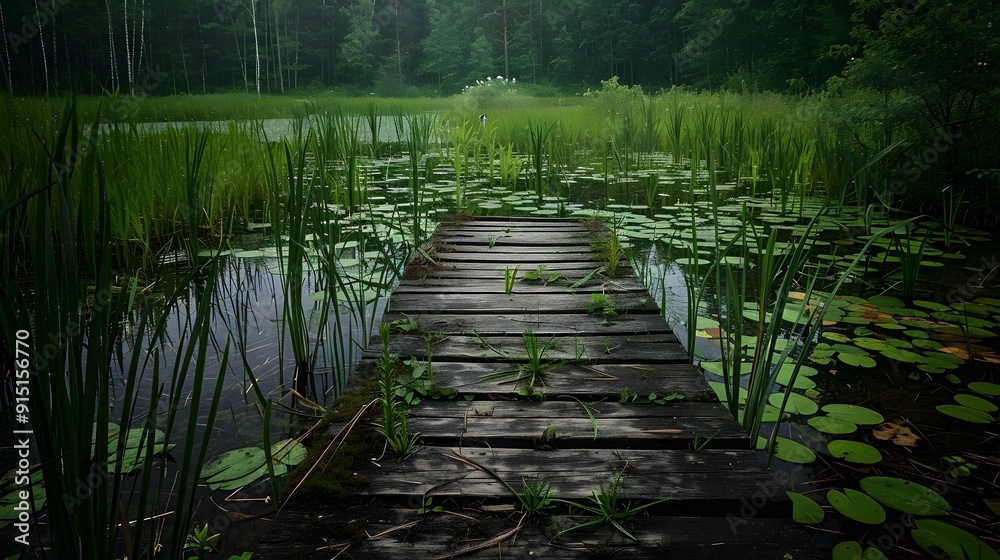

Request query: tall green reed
[
  {"left": 526, "top": 121, "right": 555, "bottom": 205},
  {"left": 0, "top": 100, "right": 228, "bottom": 558},
  {"left": 398, "top": 113, "right": 436, "bottom": 248}
]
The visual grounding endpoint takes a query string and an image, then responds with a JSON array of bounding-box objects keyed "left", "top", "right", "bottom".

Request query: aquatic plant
[{"left": 552, "top": 469, "right": 673, "bottom": 541}]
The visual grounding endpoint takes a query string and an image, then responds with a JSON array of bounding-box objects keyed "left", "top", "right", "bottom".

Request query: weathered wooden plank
[
  {"left": 435, "top": 244, "right": 594, "bottom": 255},
  {"left": 434, "top": 231, "right": 596, "bottom": 246},
  {"left": 411, "top": 400, "right": 729, "bottom": 420},
  {"left": 354, "top": 448, "right": 782, "bottom": 513},
  {"left": 415, "top": 362, "right": 715, "bottom": 401},
  {"left": 377, "top": 334, "right": 687, "bottom": 364},
  {"left": 388, "top": 292, "right": 658, "bottom": 314},
  {"left": 395, "top": 275, "right": 647, "bottom": 293},
  {"left": 409, "top": 401, "right": 747, "bottom": 449},
  {"left": 433, "top": 251, "right": 599, "bottom": 263},
  {"left": 381, "top": 312, "right": 672, "bottom": 336},
  {"left": 257, "top": 507, "right": 821, "bottom": 560},
  {"left": 407, "top": 263, "right": 634, "bottom": 279}
]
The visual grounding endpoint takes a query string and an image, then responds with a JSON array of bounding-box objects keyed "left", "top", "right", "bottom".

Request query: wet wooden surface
[{"left": 257, "top": 216, "right": 819, "bottom": 559}]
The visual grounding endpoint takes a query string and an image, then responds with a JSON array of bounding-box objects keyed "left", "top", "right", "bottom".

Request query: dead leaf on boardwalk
[{"left": 872, "top": 422, "right": 919, "bottom": 447}]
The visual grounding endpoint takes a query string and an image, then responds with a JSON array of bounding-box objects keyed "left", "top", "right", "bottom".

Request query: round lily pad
[
  {"left": 202, "top": 447, "right": 266, "bottom": 482},
  {"left": 823, "top": 332, "right": 852, "bottom": 343},
  {"left": 758, "top": 436, "right": 817, "bottom": 464},
  {"left": 828, "top": 488, "right": 887, "bottom": 524},
  {"left": 879, "top": 347, "right": 922, "bottom": 363},
  {"left": 787, "top": 491, "right": 825, "bottom": 524},
  {"left": 828, "top": 440, "right": 883, "bottom": 465},
  {"left": 769, "top": 392, "right": 819, "bottom": 415},
  {"left": 822, "top": 404, "right": 885, "bottom": 425},
  {"left": 854, "top": 337, "right": 893, "bottom": 351},
  {"left": 270, "top": 438, "right": 308, "bottom": 467},
  {"left": 773, "top": 367, "right": 817, "bottom": 390},
  {"left": 832, "top": 541, "right": 863, "bottom": 560},
  {"left": 859, "top": 476, "right": 951, "bottom": 516},
  {"left": 839, "top": 352, "right": 877, "bottom": 368},
  {"left": 808, "top": 416, "right": 858, "bottom": 435}
]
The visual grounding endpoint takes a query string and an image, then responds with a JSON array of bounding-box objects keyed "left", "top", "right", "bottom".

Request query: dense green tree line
[{"left": 3, "top": 0, "right": 991, "bottom": 98}]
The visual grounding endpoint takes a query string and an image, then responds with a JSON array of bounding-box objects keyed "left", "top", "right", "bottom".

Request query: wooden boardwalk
[{"left": 258, "top": 217, "right": 818, "bottom": 559}]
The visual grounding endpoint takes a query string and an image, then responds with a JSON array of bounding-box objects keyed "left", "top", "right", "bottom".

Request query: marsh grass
[
  {"left": 552, "top": 469, "right": 673, "bottom": 541},
  {"left": 475, "top": 329, "right": 582, "bottom": 390},
  {"left": 0, "top": 100, "right": 228, "bottom": 558}
]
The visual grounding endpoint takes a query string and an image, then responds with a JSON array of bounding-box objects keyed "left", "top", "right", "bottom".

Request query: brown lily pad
[{"left": 872, "top": 422, "right": 920, "bottom": 447}]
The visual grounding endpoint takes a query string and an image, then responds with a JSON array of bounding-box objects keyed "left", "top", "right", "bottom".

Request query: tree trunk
[
  {"left": 0, "top": 1, "right": 13, "bottom": 92},
  {"left": 395, "top": 0, "right": 402, "bottom": 82},
  {"left": 502, "top": 0, "right": 509, "bottom": 80},
  {"left": 35, "top": 1, "right": 50, "bottom": 95},
  {"left": 250, "top": 0, "right": 261, "bottom": 97},
  {"left": 105, "top": 0, "right": 117, "bottom": 91},
  {"left": 51, "top": 4, "right": 57, "bottom": 93},
  {"left": 178, "top": 29, "right": 190, "bottom": 94},
  {"left": 274, "top": 7, "right": 284, "bottom": 94}
]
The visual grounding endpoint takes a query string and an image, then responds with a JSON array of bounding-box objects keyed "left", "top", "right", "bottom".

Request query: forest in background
[
  {"left": 0, "top": 0, "right": 992, "bottom": 98},
  {"left": 4, "top": 0, "right": 998, "bottom": 219}
]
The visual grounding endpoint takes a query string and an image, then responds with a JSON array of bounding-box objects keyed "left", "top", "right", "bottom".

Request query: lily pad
[
  {"left": 936, "top": 404, "right": 996, "bottom": 423},
  {"left": 828, "top": 440, "right": 883, "bottom": 464},
  {"left": 708, "top": 381, "right": 748, "bottom": 406},
  {"left": 839, "top": 352, "right": 877, "bottom": 368},
  {"left": 822, "top": 404, "right": 885, "bottom": 425},
  {"left": 853, "top": 337, "right": 893, "bottom": 351},
  {"left": 969, "top": 382, "right": 1000, "bottom": 396},
  {"left": 954, "top": 394, "right": 999, "bottom": 413},
  {"left": 911, "top": 518, "right": 1000, "bottom": 560},
  {"left": 758, "top": 436, "right": 817, "bottom": 464},
  {"left": 832, "top": 541, "right": 863, "bottom": 560},
  {"left": 769, "top": 392, "right": 819, "bottom": 415},
  {"left": 270, "top": 439, "right": 308, "bottom": 467},
  {"left": 808, "top": 416, "right": 858, "bottom": 435},
  {"left": 773, "top": 367, "right": 817, "bottom": 390},
  {"left": 879, "top": 347, "right": 922, "bottom": 363},
  {"left": 828, "top": 488, "right": 887, "bottom": 524},
  {"left": 859, "top": 476, "right": 951, "bottom": 516},
  {"left": 787, "top": 491, "right": 825, "bottom": 524},
  {"left": 202, "top": 448, "right": 266, "bottom": 482}
]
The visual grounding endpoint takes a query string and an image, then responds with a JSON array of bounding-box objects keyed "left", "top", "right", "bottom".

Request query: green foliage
[
  {"left": 520, "top": 264, "right": 565, "bottom": 285},
  {"left": 588, "top": 293, "right": 619, "bottom": 325},
  {"left": 552, "top": 470, "right": 673, "bottom": 541},
  {"left": 374, "top": 323, "right": 420, "bottom": 462},
  {"left": 504, "top": 266, "right": 519, "bottom": 294},
  {"left": 461, "top": 76, "right": 521, "bottom": 111}
]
